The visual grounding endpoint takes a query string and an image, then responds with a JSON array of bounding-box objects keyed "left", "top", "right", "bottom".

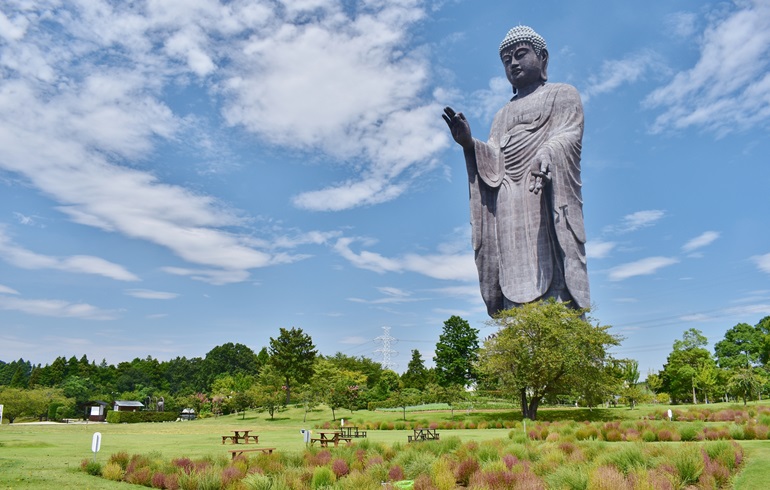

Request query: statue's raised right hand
[{"left": 442, "top": 107, "right": 474, "bottom": 150}]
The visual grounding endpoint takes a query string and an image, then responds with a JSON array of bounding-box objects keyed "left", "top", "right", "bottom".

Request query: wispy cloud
[
  {"left": 608, "top": 256, "right": 679, "bottom": 281},
  {"left": 333, "top": 237, "right": 477, "bottom": 281},
  {"left": 586, "top": 240, "right": 617, "bottom": 259},
  {"left": 682, "top": 231, "right": 720, "bottom": 253},
  {"left": 0, "top": 227, "right": 139, "bottom": 281},
  {"left": 604, "top": 210, "right": 666, "bottom": 234},
  {"left": 125, "top": 289, "right": 180, "bottom": 300},
  {"left": 752, "top": 253, "right": 770, "bottom": 274},
  {"left": 0, "top": 295, "right": 117, "bottom": 320},
  {"left": 221, "top": 1, "right": 450, "bottom": 211},
  {"left": 0, "top": 284, "right": 20, "bottom": 295},
  {"left": 645, "top": 0, "right": 770, "bottom": 135},
  {"left": 0, "top": 0, "right": 445, "bottom": 289},
  {"left": 582, "top": 51, "right": 655, "bottom": 103}
]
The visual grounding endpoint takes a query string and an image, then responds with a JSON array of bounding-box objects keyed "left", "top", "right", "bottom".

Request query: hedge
[{"left": 106, "top": 411, "right": 178, "bottom": 424}]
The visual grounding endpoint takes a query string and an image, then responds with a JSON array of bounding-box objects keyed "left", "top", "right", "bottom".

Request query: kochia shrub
[{"left": 310, "top": 466, "right": 335, "bottom": 489}]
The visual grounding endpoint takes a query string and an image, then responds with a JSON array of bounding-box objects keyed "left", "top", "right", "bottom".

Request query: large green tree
[
  {"left": 269, "top": 327, "right": 317, "bottom": 404},
  {"left": 660, "top": 328, "right": 716, "bottom": 404},
  {"left": 434, "top": 316, "right": 479, "bottom": 388},
  {"left": 478, "top": 300, "right": 621, "bottom": 420},
  {"left": 401, "top": 349, "right": 428, "bottom": 390},
  {"left": 714, "top": 322, "right": 763, "bottom": 369}
]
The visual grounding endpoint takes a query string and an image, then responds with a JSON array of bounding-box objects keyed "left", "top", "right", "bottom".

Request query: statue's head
[{"left": 499, "top": 26, "right": 549, "bottom": 91}]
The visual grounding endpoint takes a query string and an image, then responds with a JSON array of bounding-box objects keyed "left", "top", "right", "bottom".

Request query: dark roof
[{"left": 114, "top": 400, "right": 144, "bottom": 407}]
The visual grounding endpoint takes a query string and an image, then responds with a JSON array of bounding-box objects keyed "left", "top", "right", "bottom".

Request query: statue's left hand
[{"left": 529, "top": 156, "right": 551, "bottom": 194}]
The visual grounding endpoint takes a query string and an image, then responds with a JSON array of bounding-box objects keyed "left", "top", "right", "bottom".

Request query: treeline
[
  {"left": 648, "top": 315, "right": 770, "bottom": 405},
  {"left": 3, "top": 310, "right": 770, "bottom": 424}
]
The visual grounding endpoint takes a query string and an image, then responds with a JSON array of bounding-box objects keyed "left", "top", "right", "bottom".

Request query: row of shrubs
[
  {"left": 316, "top": 419, "right": 517, "bottom": 431},
  {"left": 648, "top": 405, "right": 770, "bottom": 422},
  {"left": 105, "top": 411, "right": 179, "bottom": 424},
  {"left": 81, "top": 436, "right": 744, "bottom": 489},
  {"left": 517, "top": 419, "right": 770, "bottom": 443}
]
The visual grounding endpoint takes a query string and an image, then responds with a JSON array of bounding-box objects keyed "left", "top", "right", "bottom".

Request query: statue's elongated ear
[{"left": 540, "top": 48, "right": 549, "bottom": 82}]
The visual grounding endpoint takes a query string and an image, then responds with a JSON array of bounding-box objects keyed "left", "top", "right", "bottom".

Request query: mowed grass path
[{"left": 2, "top": 403, "right": 770, "bottom": 489}]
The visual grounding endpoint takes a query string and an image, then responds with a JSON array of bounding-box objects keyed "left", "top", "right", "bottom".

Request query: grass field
[{"left": 1, "top": 402, "right": 769, "bottom": 489}]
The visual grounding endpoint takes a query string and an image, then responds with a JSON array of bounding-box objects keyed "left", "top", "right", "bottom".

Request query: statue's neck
[{"left": 512, "top": 81, "right": 545, "bottom": 100}]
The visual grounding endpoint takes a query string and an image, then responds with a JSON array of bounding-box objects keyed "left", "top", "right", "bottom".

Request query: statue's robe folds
[{"left": 465, "top": 83, "right": 590, "bottom": 315}]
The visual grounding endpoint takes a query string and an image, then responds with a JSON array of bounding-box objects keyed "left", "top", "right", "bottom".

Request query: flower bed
[{"left": 81, "top": 436, "right": 744, "bottom": 489}]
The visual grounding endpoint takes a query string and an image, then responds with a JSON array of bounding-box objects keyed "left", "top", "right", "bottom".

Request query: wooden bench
[
  {"left": 228, "top": 447, "right": 276, "bottom": 459},
  {"left": 310, "top": 435, "right": 353, "bottom": 448},
  {"left": 222, "top": 435, "right": 235, "bottom": 444},
  {"left": 409, "top": 428, "right": 439, "bottom": 442}
]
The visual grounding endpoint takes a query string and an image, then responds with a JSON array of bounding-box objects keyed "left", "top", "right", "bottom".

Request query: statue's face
[{"left": 501, "top": 42, "right": 543, "bottom": 90}]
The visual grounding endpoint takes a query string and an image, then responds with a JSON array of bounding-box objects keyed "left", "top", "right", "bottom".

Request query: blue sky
[{"left": 1, "top": 0, "right": 769, "bottom": 377}]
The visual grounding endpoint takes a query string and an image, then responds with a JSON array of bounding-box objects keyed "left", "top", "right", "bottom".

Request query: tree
[
  {"left": 401, "top": 350, "right": 428, "bottom": 390},
  {"left": 477, "top": 300, "right": 621, "bottom": 420},
  {"left": 714, "top": 323, "right": 763, "bottom": 369},
  {"left": 434, "top": 316, "right": 479, "bottom": 387},
  {"left": 203, "top": 343, "right": 260, "bottom": 390},
  {"left": 427, "top": 383, "right": 465, "bottom": 417},
  {"left": 251, "top": 364, "right": 286, "bottom": 419},
  {"left": 311, "top": 359, "right": 367, "bottom": 420},
  {"left": 268, "top": 327, "right": 317, "bottom": 404},
  {"left": 728, "top": 367, "right": 767, "bottom": 405},
  {"left": 660, "top": 328, "right": 716, "bottom": 404}
]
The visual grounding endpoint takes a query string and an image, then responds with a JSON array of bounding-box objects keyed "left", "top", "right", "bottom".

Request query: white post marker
[
  {"left": 0, "top": 404, "right": 4, "bottom": 425},
  {"left": 91, "top": 432, "right": 102, "bottom": 461},
  {"left": 667, "top": 409, "right": 673, "bottom": 421}
]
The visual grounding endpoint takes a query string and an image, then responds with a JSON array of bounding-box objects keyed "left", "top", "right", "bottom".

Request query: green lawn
[{"left": 1, "top": 403, "right": 768, "bottom": 488}]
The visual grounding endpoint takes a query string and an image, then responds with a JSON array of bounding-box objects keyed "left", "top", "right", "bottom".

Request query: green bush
[
  {"left": 672, "top": 445, "right": 703, "bottom": 487},
  {"left": 80, "top": 459, "right": 102, "bottom": 476},
  {"left": 106, "top": 410, "right": 178, "bottom": 423},
  {"left": 545, "top": 464, "right": 588, "bottom": 490},
  {"left": 311, "top": 466, "right": 336, "bottom": 489}
]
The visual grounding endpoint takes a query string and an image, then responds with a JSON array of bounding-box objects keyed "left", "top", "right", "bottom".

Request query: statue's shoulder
[{"left": 545, "top": 83, "right": 580, "bottom": 99}]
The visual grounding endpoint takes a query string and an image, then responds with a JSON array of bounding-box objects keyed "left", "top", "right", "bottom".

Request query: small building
[
  {"left": 85, "top": 401, "right": 109, "bottom": 422},
  {"left": 113, "top": 400, "right": 144, "bottom": 412}
]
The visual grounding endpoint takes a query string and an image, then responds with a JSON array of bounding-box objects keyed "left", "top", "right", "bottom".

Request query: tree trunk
[
  {"left": 520, "top": 388, "right": 539, "bottom": 420},
  {"left": 331, "top": 406, "right": 336, "bottom": 420}
]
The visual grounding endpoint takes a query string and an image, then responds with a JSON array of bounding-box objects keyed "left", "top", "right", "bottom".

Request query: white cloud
[
  {"left": 604, "top": 210, "right": 666, "bottom": 234},
  {"left": 333, "top": 237, "right": 477, "bottom": 281},
  {"left": 645, "top": 0, "right": 770, "bottom": 135},
  {"left": 0, "top": 227, "right": 139, "bottom": 281},
  {"left": 1, "top": 0, "right": 424, "bottom": 287},
  {"left": 753, "top": 253, "right": 770, "bottom": 274},
  {"left": 220, "top": 1, "right": 450, "bottom": 210},
  {"left": 682, "top": 231, "right": 720, "bottom": 253},
  {"left": 0, "top": 284, "right": 20, "bottom": 295},
  {"left": 608, "top": 256, "right": 679, "bottom": 281},
  {"left": 680, "top": 313, "right": 714, "bottom": 322},
  {"left": 125, "top": 289, "right": 180, "bottom": 300},
  {"left": 582, "top": 51, "right": 655, "bottom": 103},
  {"left": 0, "top": 295, "right": 117, "bottom": 320},
  {"left": 665, "top": 12, "right": 698, "bottom": 39},
  {"left": 586, "top": 240, "right": 616, "bottom": 259},
  {"left": 725, "top": 303, "right": 770, "bottom": 317}
]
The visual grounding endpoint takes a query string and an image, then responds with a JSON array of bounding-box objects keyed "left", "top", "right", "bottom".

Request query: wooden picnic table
[
  {"left": 228, "top": 447, "right": 276, "bottom": 459},
  {"left": 338, "top": 426, "right": 367, "bottom": 438},
  {"left": 310, "top": 431, "right": 353, "bottom": 448},
  {"left": 221, "top": 429, "right": 259, "bottom": 444},
  {"left": 408, "top": 427, "right": 439, "bottom": 442}
]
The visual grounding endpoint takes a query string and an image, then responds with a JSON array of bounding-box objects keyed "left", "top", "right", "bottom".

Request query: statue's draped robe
[{"left": 465, "top": 83, "right": 590, "bottom": 315}]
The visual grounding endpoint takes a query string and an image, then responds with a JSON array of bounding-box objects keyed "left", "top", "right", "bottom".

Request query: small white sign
[
  {"left": 92, "top": 432, "right": 102, "bottom": 453},
  {"left": 0, "top": 404, "right": 4, "bottom": 424}
]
